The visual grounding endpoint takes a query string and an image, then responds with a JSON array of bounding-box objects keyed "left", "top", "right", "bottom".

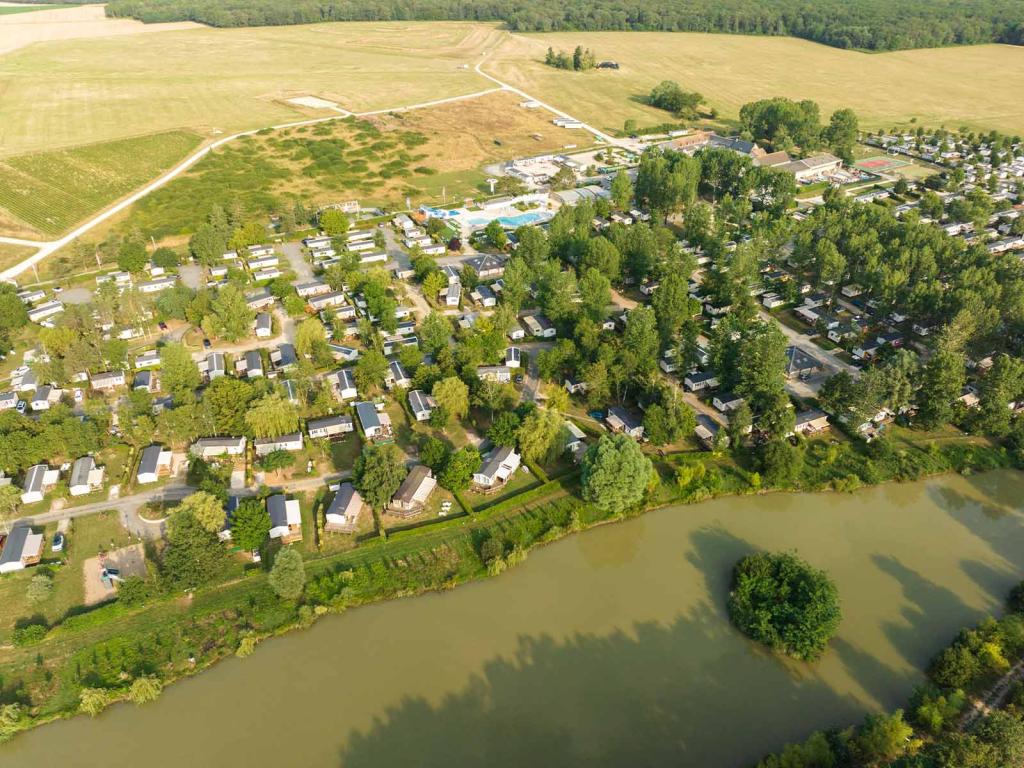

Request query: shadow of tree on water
[{"left": 339, "top": 526, "right": 882, "bottom": 768}]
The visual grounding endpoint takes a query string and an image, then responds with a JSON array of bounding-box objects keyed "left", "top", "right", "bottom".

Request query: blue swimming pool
[{"left": 466, "top": 211, "right": 550, "bottom": 228}]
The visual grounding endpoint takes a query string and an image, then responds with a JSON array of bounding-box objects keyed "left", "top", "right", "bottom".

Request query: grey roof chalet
[
  {"left": 327, "top": 482, "right": 359, "bottom": 516},
  {"left": 70, "top": 456, "right": 96, "bottom": 487},
  {"left": 307, "top": 414, "right": 353, "bottom": 433},
  {"left": 273, "top": 343, "right": 297, "bottom": 368},
  {"left": 408, "top": 389, "right": 435, "bottom": 417},
  {"left": 465, "top": 254, "right": 506, "bottom": 275},
  {"left": 392, "top": 465, "right": 432, "bottom": 506},
  {"left": 607, "top": 405, "right": 642, "bottom": 432},
  {"left": 255, "top": 312, "right": 272, "bottom": 333},
  {"left": 0, "top": 527, "right": 35, "bottom": 571},
  {"left": 355, "top": 401, "right": 381, "bottom": 431},
  {"left": 479, "top": 445, "right": 517, "bottom": 480},
  {"left": 709, "top": 134, "right": 759, "bottom": 155},
  {"left": 244, "top": 350, "right": 263, "bottom": 371},
  {"left": 133, "top": 370, "right": 153, "bottom": 390},
  {"left": 23, "top": 464, "right": 50, "bottom": 495},
  {"left": 267, "top": 495, "right": 291, "bottom": 529},
  {"left": 138, "top": 445, "right": 164, "bottom": 478}
]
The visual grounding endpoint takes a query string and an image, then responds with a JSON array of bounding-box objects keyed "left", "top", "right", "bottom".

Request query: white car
[
  {"left": 73, "top": 388, "right": 83, "bottom": 403},
  {"left": 15, "top": 400, "right": 26, "bottom": 414}
]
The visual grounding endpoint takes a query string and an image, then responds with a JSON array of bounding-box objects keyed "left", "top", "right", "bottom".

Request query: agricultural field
[
  {"left": 0, "top": 130, "right": 201, "bottom": 236},
  {"left": 485, "top": 31, "right": 1024, "bottom": 137},
  {"left": 127, "top": 91, "right": 595, "bottom": 239},
  {"left": 0, "top": 3, "right": 78, "bottom": 16},
  {"left": 0, "top": 19, "right": 501, "bottom": 156}
]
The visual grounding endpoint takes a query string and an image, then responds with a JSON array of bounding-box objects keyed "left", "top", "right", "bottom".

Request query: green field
[
  {"left": 0, "top": 130, "right": 200, "bottom": 236},
  {"left": 0, "top": 21, "right": 501, "bottom": 157},
  {"left": 487, "top": 31, "right": 1024, "bottom": 137}
]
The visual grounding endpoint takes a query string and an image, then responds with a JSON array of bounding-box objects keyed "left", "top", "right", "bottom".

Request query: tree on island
[{"left": 728, "top": 551, "right": 841, "bottom": 661}]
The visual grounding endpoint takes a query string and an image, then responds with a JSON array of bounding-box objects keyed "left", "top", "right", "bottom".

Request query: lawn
[
  {"left": 329, "top": 434, "right": 362, "bottom": 472},
  {"left": 461, "top": 465, "right": 542, "bottom": 511},
  {"left": 123, "top": 90, "right": 595, "bottom": 240},
  {"left": 485, "top": 31, "right": 1024, "bottom": 137},
  {"left": 0, "top": 130, "right": 201, "bottom": 236},
  {"left": 0, "top": 242, "right": 34, "bottom": 272},
  {"left": 0, "top": 4, "right": 78, "bottom": 15},
  {"left": 0, "top": 510, "right": 133, "bottom": 644}
]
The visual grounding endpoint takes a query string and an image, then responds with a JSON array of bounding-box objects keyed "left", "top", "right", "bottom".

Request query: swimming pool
[{"left": 465, "top": 211, "right": 551, "bottom": 228}]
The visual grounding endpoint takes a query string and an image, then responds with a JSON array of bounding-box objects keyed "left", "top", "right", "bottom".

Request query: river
[{"left": 7, "top": 470, "right": 1024, "bottom": 767}]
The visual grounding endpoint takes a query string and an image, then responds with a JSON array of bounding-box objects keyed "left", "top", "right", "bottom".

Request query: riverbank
[
  {"left": 0, "top": 431, "right": 1016, "bottom": 743},
  {"left": 5, "top": 467, "right": 1024, "bottom": 767}
]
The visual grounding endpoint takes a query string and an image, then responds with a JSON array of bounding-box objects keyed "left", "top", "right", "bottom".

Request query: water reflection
[{"left": 338, "top": 605, "right": 867, "bottom": 768}]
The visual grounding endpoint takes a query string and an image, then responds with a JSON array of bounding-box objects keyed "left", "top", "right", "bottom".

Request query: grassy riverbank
[{"left": 0, "top": 431, "right": 1015, "bottom": 741}]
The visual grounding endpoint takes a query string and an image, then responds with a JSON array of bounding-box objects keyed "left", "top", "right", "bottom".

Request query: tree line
[{"left": 104, "top": 0, "right": 1024, "bottom": 51}]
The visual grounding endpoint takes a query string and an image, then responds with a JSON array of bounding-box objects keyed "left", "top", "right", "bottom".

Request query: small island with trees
[{"left": 728, "top": 551, "right": 842, "bottom": 661}]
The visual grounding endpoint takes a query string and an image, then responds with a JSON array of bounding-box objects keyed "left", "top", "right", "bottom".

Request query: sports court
[{"left": 855, "top": 155, "right": 911, "bottom": 173}]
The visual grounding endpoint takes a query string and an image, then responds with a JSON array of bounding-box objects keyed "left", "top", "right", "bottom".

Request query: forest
[{"left": 101, "top": 0, "right": 1024, "bottom": 51}]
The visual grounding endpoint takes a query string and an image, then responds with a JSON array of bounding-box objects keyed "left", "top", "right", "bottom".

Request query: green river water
[{"left": 7, "top": 470, "right": 1024, "bottom": 767}]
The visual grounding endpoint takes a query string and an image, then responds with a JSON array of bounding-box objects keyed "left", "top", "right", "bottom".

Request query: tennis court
[{"left": 855, "top": 155, "right": 911, "bottom": 173}]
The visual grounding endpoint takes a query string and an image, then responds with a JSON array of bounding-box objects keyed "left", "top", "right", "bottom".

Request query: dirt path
[{"left": 82, "top": 542, "right": 147, "bottom": 605}]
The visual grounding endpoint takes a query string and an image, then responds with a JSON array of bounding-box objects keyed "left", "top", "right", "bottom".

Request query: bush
[
  {"left": 728, "top": 551, "right": 841, "bottom": 661},
  {"left": 11, "top": 624, "right": 47, "bottom": 646}
]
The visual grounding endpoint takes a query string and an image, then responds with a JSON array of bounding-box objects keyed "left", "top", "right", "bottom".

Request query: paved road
[{"left": 21, "top": 483, "right": 193, "bottom": 527}]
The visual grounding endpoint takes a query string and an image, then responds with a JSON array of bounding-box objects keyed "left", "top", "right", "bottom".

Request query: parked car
[
  {"left": 158, "top": 321, "right": 168, "bottom": 331},
  {"left": 51, "top": 533, "right": 64, "bottom": 553},
  {"left": 15, "top": 400, "right": 26, "bottom": 414},
  {"left": 73, "top": 388, "right": 83, "bottom": 402},
  {"left": 202, "top": 338, "right": 212, "bottom": 349}
]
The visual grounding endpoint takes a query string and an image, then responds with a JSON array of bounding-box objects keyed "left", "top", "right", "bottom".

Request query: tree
[
  {"left": 161, "top": 510, "right": 227, "bottom": 590},
  {"left": 581, "top": 237, "right": 621, "bottom": 282},
  {"left": 487, "top": 411, "right": 521, "bottom": 446},
  {"left": 648, "top": 80, "right": 703, "bottom": 118},
  {"left": 580, "top": 434, "right": 652, "bottom": 515},
  {"left": 431, "top": 376, "right": 469, "bottom": 423},
  {"left": 319, "top": 209, "right": 349, "bottom": 236},
  {"left": 757, "top": 439, "right": 803, "bottom": 486},
  {"left": 484, "top": 219, "right": 507, "bottom": 250},
  {"left": 128, "top": 676, "right": 163, "bottom": 705},
  {"left": 419, "top": 311, "right": 452, "bottom": 355},
  {"left": 117, "top": 238, "right": 148, "bottom": 273},
  {"left": 0, "top": 284, "right": 28, "bottom": 334},
  {"left": 438, "top": 446, "right": 481, "bottom": 491},
  {"left": 355, "top": 349, "right": 389, "bottom": 393},
  {"left": 203, "top": 376, "right": 256, "bottom": 435},
  {"left": 917, "top": 348, "right": 965, "bottom": 429},
  {"left": 202, "top": 285, "right": 255, "bottom": 342},
  {"left": 824, "top": 108, "right": 859, "bottom": 163},
  {"left": 244, "top": 393, "right": 300, "bottom": 438},
  {"left": 353, "top": 444, "right": 406, "bottom": 511},
  {"left": 728, "top": 551, "right": 841, "bottom": 661},
  {"left": 517, "top": 407, "right": 563, "bottom": 464},
  {"left": 175, "top": 491, "right": 225, "bottom": 534},
  {"left": 160, "top": 342, "right": 201, "bottom": 403},
  {"left": 268, "top": 547, "right": 305, "bottom": 600},
  {"left": 652, "top": 272, "right": 697, "bottom": 346},
  {"left": 855, "top": 710, "right": 916, "bottom": 765},
  {"left": 418, "top": 436, "right": 449, "bottom": 471},
  {"left": 610, "top": 170, "right": 633, "bottom": 210},
  {"left": 151, "top": 247, "right": 180, "bottom": 270},
  {"left": 231, "top": 498, "right": 271, "bottom": 552},
  {"left": 79, "top": 688, "right": 112, "bottom": 717},
  {"left": 578, "top": 268, "right": 611, "bottom": 322}
]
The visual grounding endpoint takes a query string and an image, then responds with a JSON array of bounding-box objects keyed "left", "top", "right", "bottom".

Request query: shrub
[{"left": 12, "top": 624, "right": 47, "bottom": 646}]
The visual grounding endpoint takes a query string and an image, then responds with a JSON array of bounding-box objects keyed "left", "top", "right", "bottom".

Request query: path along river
[{"left": 8, "top": 470, "right": 1024, "bottom": 767}]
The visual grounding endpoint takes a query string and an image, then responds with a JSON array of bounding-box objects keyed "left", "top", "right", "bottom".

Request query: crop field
[
  {"left": 0, "top": 3, "right": 78, "bottom": 15},
  {"left": 0, "top": 130, "right": 200, "bottom": 236},
  {"left": 0, "top": 19, "right": 501, "bottom": 156},
  {"left": 486, "top": 32, "right": 1024, "bottom": 137},
  {"left": 127, "top": 90, "right": 595, "bottom": 238}
]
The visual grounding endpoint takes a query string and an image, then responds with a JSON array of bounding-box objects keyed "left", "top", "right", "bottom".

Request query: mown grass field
[
  {"left": 0, "top": 4, "right": 78, "bottom": 15},
  {"left": 0, "top": 242, "right": 36, "bottom": 271},
  {"left": 0, "top": 21, "right": 501, "bottom": 157},
  {"left": 127, "top": 91, "right": 595, "bottom": 238},
  {"left": 486, "top": 31, "right": 1024, "bottom": 137},
  {"left": 0, "top": 130, "right": 201, "bottom": 236}
]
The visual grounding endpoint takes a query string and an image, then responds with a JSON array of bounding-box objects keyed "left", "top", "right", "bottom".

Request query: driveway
[
  {"left": 279, "top": 241, "right": 313, "bottom": 283},
  {"left": 760, "top": 309, "right": 857, "bottom": 377}
]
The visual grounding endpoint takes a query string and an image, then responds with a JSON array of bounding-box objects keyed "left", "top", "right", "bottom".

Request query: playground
[{"left": 82, "top": 543, "right": 146, "bottom": 605}]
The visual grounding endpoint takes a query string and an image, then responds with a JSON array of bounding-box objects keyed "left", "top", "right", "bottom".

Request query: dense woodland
[{"left": 101, "top": 0, "right": 1024, "bottom": 50}]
